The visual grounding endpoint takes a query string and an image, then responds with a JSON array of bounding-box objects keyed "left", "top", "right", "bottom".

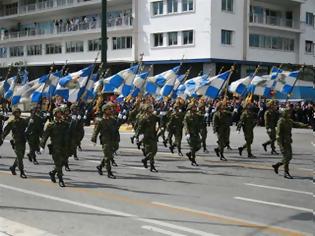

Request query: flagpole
[
  {"left": 241, "top": 64, "right": 260, "bottom": 99},
  {"left": 285, "top": 64, "right": 304, "bottom": 103},
  {"left": 222, "top": 65, "right": 235, "bottom": 98}
]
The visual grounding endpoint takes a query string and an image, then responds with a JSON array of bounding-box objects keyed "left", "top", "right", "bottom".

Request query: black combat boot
[
  {"left": 136, "top": 141, "right": 141, "bottom": 150},
  {"left": 238, "top": 147, "right": 244, "bottom": 156},
  {"left": 272, "top": 162, "right": 283, "bottom": 174},
  {"left": 27, "top": 153, "right": 33, "bottom": 162},
  {"left": 111, "top": 159, "right": 118, "bottom": 167},
  {"left": 262, "top": 143, "right": 267, "bottom": 152},
  {"left": 64, "top": 162, "right": 71, "bottom": 171},
  {"left": 169, "top": 145, "right": 174, "bottom": 154},
  {"left": 33, "top": 156, "right": 39, "bottom": 165},
  {"left": 220, "top": 152, "right": 227, "bottom": 161},
  {"left": 226, "top": 144, "right": 232, "bottom": 150},
  {"left": 271, "top": 149, "right": 279, "bottom": 155},
  {"left": 150, "top": 163, "right": 158, "bottom": 172},
  {"left": 58, "top": 176, "right": 65, "bottom": 187},
  {"left": 107, "top": 170, "right": 116, "bottom": 179},
  {"left": 203, "top": 148, "right": 209, "bottom": 154},
  {"left": 186, "top": 152, "right": 192, "bottom": 162},
  {"left": 141, "top": 148, "right": 146, "bottom": 156},
  {"left": 9, "top": 165, "right": 16, "bottom": 175},
  {"left": 163, "top": 140, "right": 168, "bottom": 147},
  {"left": 73, "top": 153, "right": 79, "bottom": 161},
  {"left": 20, "top": 170, "right": 27, "bottom": 179},
  {"left": 284, "top": 172, "right": 293, "bottom": 179},
  {"left": 177, "top": 147, "right": 183, "bottom": 157},
  {"left": 248, "top": 153, "right": 256, "bottom": 159},
  {"left": 130, "top": 136, "right": 135, "bottom": 144},
  {"left": 191, "top": 156, "right": 199, "bottom": 166},
  {"left": 214, "top": 148, "right": 220, "bottom": 157},
  {"left": 49, "top": 171, "right": 56, "bottom": 183},
  {"left": 141, "top": 158, "right": 148, "bottom": 169},
  {"left": 96, "top": 165, "right": 103, "bottom": 175}
]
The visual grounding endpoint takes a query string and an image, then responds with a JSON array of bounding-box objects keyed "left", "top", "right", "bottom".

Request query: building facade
[{"left": 0, "top": 0, "right": 314, "bottom": 79}]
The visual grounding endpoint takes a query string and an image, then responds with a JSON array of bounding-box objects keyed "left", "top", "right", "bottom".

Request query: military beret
[
  {"left": 12, "top": 107, "right": 21, "bottom": 114},
  {"left": 53, "top": 107, "right": 63, "bottom": 115},
  {"left": 70, "top": 104, "right": 78, "bottom": 111},
  {"left": 102, "top": 103, "right": 113, "bottom": 112},
  {"left": 187, "top": 103, "right": 196, "bottom": 110}
]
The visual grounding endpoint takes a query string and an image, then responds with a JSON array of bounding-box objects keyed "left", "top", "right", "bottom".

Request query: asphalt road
[{"left": 0, "top": 125, "right": 313, "bottom": 236}]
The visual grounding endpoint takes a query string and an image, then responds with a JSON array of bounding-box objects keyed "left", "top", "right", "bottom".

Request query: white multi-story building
[{"left": 0, "top": 0, "right": 314, "bottom": 78}]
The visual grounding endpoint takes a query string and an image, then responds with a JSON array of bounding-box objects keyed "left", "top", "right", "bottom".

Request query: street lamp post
[{"left": 101, "top": 0, "right": 107, "bottom": 65}]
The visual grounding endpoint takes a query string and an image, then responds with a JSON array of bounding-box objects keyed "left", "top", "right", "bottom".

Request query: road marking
[
  {"left": 152, "top": 202, "right": 309, "bottom": 236},
  {"left": 234, "top": 197, "right": 313, "bottom": 213},
  {"left": 142, "top": 225, "right": 187, "bottom": 236},
  {"left": 298, "top": 168, "right": 313, "bottom": 172},
  {"left": 245, "top": 183, "right": 312, "bottom": 195},
  {"left": 0, "top": 216, "right": 57, "bottom": 236},
  {"left": 0, "top": 184, "right": 217, "bottom": 236}
]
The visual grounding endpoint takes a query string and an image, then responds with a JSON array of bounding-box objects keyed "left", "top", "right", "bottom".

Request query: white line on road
[
  {"left": 298, "top": 168, "right": 314, "bottom": 172},
  {"left": 234, "top": 197, "right": 313, "bottom": 213},
  {"left": 0, "top": 184, "right": 219, "bottom": 236},
  {"left": 245, "top": 183, "right": 313, "bottom": 195},
  {"left": 0, "top": 216, "right": 57, "bottom": 236},
  {"left": 142, "top": 225, "right": 187, "bottom": 236}
]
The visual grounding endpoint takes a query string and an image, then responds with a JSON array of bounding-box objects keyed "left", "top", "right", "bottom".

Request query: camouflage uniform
[
  {"left": 2, "top": 108, "right": 28, "bottom": 178},
  {"left": 237, "top": 105, "right": 257, "bottom": 158},
  {"left": 137, "top": 105, "right": 159, "bottom": 172},
  {"left": 184, "top": 103, "right": 201, "bottom": 166},
  {"left": 272, "top": 109, "right": 308, "bottom": 179},
  {"left": 262, "top": 101, "right": 279, "bottom": 154},
  {"left": 40, "top": 108, "right": 69, "bottom": 187},
  {"left": 198, "top": 103, "right": 209, "bottom": 153},
  {"left": 91, "top": 103, "right": 117, "bottom": 178}
]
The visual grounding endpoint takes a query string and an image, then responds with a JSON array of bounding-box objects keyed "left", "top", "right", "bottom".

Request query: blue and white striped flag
[
  {"left": 131, "top": 72, "right": 149, "bottom": 97},
  {"left": 171, "top": 74, "right": 186, "bottom": 99},
  {"left": 145, "top": 66, "right": 180, "bottom": 95},
  {"left": 176, "top": 84, "right": 188, "bottom": 100},
  {"left": 184, "top": 75, "right": 209, "bottom": 97},
  {"left": 103, "top": 65, "right": 138, "bottom": 93},
  {"left": 248, "top": 75, "right": 274, "bottom": 97},
  {"left": 274, "top": 70, "right": 300, "bottom": 95},
  {"left": 0, "top": 76, "right": 16, "bottom": 97},
  {"left": 55, "top": 65, "right": 93, "bottom": 103},
  {"left": 196, "top": 71, "right": 231, "bottom": 99},
  {"left": 11, "top": 71, "right": 61, "bottom": 105},
  {"left": 228, "top": 76, "right": 252, "bottom": 96},
  {"left": 4, "top": 70, "right": 29, "bottom": 100}
]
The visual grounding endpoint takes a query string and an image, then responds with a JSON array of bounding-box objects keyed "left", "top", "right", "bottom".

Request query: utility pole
[{"left": 101, "top": 0, "right": 107, "bottom": 65}]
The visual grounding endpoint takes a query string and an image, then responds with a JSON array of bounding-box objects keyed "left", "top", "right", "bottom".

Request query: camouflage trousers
[
  {"left": 101, "top": 143, "right": 114, "bottom": 171},
  {"left": 263, "top": 128, "right": 276, "bottom": 150},
  {"left": 143, "top": 138, "right": 157, "bottom": 165},
  {"left": 13, "top": 142, "right": 26, "bottom": 171}
]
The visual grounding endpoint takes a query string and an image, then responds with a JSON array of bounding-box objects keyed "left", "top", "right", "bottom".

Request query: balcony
[
  {"left": 0, "top": 15, "right": 133, "bottom": 42},
  {"left": 249, "top": 14, "right": 301, "bottom": 32},
  {"left": 0, "top": 0, "right": 100, "bottom": 18}
]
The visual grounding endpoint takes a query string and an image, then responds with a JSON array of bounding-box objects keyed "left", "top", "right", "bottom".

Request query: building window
[
  {"left": 167, "top": 0, "right": 178, "bottom": 14},
  {"left": 45, "top": 43, "right": 62, "bottom": 55},
  {"left": 66, "top": 41, "right": 84, "bottom": 53},
  {"left": 182, "top": 30, "right": 193, "bottom": 45},
  {"left": 168, "top": 32, "right": 178, "bottom": 46},
  {"left": 306, "top": 12, "right": 314, "bottom": 26},
  {"left": 305, "top": 41, "right": 314, "bottom": 54},
  {"left": 249, "top": 34, "right": 294, "bottom": 52},
  {"left": 0, "top": 47, "right": 7, "bottom": 58},
  {"left": 182, "top": 0, "right": 193, "bottom": 12},
  {"left": 152, "top": 1, "right": 163, "bottom": 16},
  {"left": 222, "top": 0, "right": 233, "bottom": 12},
  {"left": 9, "top": 46, "right": 24, "bottom": 57},
  {"left": 27, "top": 44, "right": 42, "bottom": 56},
  {"left": 112, "top": 36, "right": 132, "bottom": 50},
  {"left": 153, "top": 33, "right": 163, "bottom": 47},
  {"left": 88, "top": 39, "right": 102, "bottom": 51},
  {"left": 221, "top": 30, "right": 233, "bottom": 45}
]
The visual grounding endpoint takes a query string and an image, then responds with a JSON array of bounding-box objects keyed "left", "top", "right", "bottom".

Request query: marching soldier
[
  {"left": 272, "top": 109, "right": 309, "bottom": 179},
  {"left": 184, "top": 103, "right": 201, "bottom": 166},
  {"left": 62, "top": 106, "right": 72, "bottom": 171},
  {"left": 1, "top": 108, "right": 28, "bottom": 178},
  {"left": 26, "top": 106, "right": 44, "bottom": 165},
  {"left": 262, "top": 100, "right": 279, "bottom": 154},
  {"left": 213, "top": 102, "right": 231, "bottom": 161},
  {"left": 198, "top": 102, "right": 209, "bottom": 153},
  {"left": 237, "top": 103, "right": 257, "bottom": 158},
  {"left": 0, "top": 108, "right": 9, "bottom": 158},
  {"left": 167, "top": 103, "right": 185, "bottom": 156},
  {"left": 91, "top": 103, "right": 117, "bottom": 179},
  {"left": 137, "top": 104, "right": 160, "bottom": 172},
  {"left": 40, "top": 108, "right": 69, "bottom": 187}
]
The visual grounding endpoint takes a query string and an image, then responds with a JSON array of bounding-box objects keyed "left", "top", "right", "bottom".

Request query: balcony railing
[
  {"left": 0, "top": 15, "right": 133, "bottom": 41},
  {"left": 250, "top": 14, "right": 300, "bottom": 30},
  {"left": 0, "top": 0, "right": 96, "bottom": 17}
]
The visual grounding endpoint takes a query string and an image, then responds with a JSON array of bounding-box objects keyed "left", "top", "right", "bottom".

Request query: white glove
[
  {"left": 77, "top": 115, "right": 82, "bottom": 120},
  {"left": 71, "top": 115, "right": 77, "bottom": 120},
  {"left": 118, "top": 113, "right": 123, "bottom": 119},
  {"left": 83, "top": 115, "right": 87, "bottom": 120},
  {"left": 179, "top": 109, "right": 182, "bottom": 112},
  {"left": 123, "top": 109, "right": 127, "bottom": 113},
  {"left": 160, "top": 111, "right": 166, "bottom": 116},
  {"left": 29, "top": 119, "right": 34, "bottom": 124},
  {"left": 186, "top": 134, "right": 190, "bottom": 140},
  {"left": 40, "top": 147, "right": 45, "bottom": 153},
  {"left": 267, "top": 128, "right": 271, "bottom": 132},
  {"left": 204, "top": 113, "right": 209, "bottom": 117},
  {"left": 123, "top": 115, "right": 127, "bottom": 120},
  {"left": 153, "top": 111, "right": 157, "bottom": 115}
]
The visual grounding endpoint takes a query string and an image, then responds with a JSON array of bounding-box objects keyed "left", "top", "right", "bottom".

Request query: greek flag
[
  {"left": 274, "top": 70, "right": 300, "bottom": 95},
  {"left": 131, "top": 72, "right": 149, "bottom": 97},
  {"left": 0, "top": 76, "right": 16, "bottom": 97},
  {"left": 145, "top": 66, "right": 180, "bottom": 95},
  {"left": 176, "top": 84, "right": 188, "bottom": 100},
  {"left": 184, "top": 75, "right": 209, "bottom": 97},
  {"left": 11, "top": 71, "right": 61, "bottom": 105},
  {"left": 103, "top": 65, "right": 138, "bottom": 93},
  {"left": 4, "top": 70, "right": 29, "bottom": 99},
  {"left": 196, "top": 71, "right": 231, "bottom": 99},
  {"left": 248, "top": 75, "right": 274, "bottom": 97},
  {"left": 55, "top": 65, "right": 93, "bottom": 103},
  {"left": 229, "top": 76, "right": 252, "bottom": 96}
]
